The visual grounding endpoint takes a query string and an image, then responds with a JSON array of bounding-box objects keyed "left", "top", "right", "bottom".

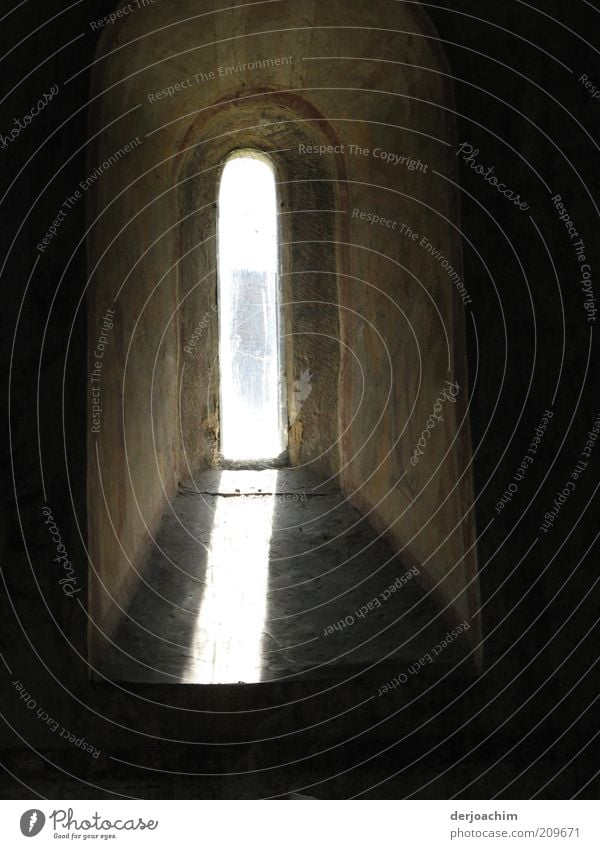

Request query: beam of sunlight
[
  {"left": 183, "top": 471, "right": 277, "bottom": 683},
  {"left": 217, "top": 152, "right": 286, "bottom": 461}
]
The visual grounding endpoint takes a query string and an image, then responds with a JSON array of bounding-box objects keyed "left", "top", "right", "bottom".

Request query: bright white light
[
  {"left": 184, "top": 471, "right": 277, "bottom": 683},
  {"left": 217, "top": 152, "right": 285, "bottom": 461}
]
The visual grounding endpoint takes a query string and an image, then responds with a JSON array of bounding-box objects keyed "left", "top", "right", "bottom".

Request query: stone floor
[{"left": 100, "top": 469, "right": 468, "bottom": 684}]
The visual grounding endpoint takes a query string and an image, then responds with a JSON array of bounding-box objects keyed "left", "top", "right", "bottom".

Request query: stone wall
[{"left": 86, "top": 0, "right": 480, "bottom": 663}]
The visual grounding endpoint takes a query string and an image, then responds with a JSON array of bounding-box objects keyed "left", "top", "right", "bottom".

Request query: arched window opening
[
  {"left": 217, "top": 151, "right": 286, "bottom": 461},
  {"left": 86, "top": 10, "right": 482, "bottom": 677}
]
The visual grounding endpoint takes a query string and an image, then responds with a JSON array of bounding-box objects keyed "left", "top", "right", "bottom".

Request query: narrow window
[{"left": 217, "top": 151, "right": 286, "bottom": 461}]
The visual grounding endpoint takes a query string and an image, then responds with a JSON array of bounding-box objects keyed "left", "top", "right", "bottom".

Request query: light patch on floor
[{"left": 184, "top": 471, "right": 276, "bottom": 683}]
